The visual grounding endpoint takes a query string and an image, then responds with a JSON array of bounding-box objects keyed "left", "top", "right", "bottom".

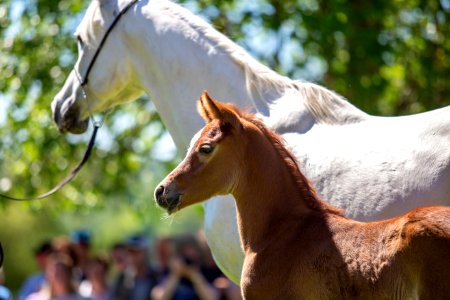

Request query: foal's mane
[{"left": 231, "top": 107, "right": 343, "bottom": 216}]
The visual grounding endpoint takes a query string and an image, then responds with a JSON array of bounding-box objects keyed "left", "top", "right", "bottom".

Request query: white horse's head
[{"left": 52, "top": 0, "right": 144, "bottom": 133}]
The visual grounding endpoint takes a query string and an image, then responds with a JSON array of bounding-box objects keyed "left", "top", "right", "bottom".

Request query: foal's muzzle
[{"left": 154, "top": 185, "right": 181, "bottom": 214}]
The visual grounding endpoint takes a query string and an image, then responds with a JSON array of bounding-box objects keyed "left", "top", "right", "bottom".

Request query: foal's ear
[
  {"left": 198, "top": 91, "right": 221, "bottom": 123},
  {"left": 197, "top": 91, "right": 241, "bottom": 128}
]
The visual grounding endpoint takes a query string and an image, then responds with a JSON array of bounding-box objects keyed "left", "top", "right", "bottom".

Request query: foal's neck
[{"left": 232, "top": 127, "right": 340, "bottom": 253}]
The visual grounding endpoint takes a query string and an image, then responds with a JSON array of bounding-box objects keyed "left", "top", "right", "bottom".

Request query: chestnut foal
[{"left": 155, "top": 92, "right": 450, "bottom": 299}]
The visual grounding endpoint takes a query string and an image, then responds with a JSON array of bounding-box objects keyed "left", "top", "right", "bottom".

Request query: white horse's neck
[{"left": 122, "top": 0, "right": 367, "bottom": 149}]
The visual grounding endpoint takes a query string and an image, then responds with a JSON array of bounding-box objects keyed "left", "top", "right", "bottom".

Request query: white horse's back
[{"left": 287, "top": 105, "right": 450, "bottom": 220}]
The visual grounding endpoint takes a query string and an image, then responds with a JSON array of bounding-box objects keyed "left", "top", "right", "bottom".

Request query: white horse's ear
[{"left": 94, "top": 0, "right": 117, "bottom": 14}]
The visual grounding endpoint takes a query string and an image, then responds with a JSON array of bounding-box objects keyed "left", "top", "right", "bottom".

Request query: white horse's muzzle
[{"left": 52, "top": 71, "right": 89, "bottom": 134}]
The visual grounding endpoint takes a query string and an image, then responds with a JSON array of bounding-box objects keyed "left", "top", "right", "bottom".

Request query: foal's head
[{"left": 155, "top": 91, "right": 253, "bottom": 214}]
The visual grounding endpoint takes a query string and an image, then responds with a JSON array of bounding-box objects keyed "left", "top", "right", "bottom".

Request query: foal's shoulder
[
  {"left": 401, "top": 206, "right": 450, "bottom": 239},
  {"left": 404, "top": 206, "right": 450, "bottom": 222}
]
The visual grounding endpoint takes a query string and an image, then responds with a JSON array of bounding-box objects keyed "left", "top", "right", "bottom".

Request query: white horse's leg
[{"left": 203, "top": 196, "right": 243, "bottom": 283}]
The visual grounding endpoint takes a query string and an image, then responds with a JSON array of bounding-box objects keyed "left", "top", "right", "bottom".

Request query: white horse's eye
[
  {"left": 199, "top": 144, "right": 214, "bottom": 154},
  {"left": 76, "top": 35, "right": 84, "bottom": 48}
]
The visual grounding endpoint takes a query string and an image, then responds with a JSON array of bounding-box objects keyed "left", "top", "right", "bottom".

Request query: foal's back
[
  {"left": 328, "top": 207, "right": 450, "bottom": 299},
  {"left": 281, "top": 206, "right": 450, "bottom": 299},
  {"left": 386, "top": 206, "right": 450, "bottom": 299}
]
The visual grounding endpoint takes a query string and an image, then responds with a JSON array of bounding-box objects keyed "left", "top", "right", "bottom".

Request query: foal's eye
[{"left": 199, "top": 144, "right": 214, "bottom": 154}]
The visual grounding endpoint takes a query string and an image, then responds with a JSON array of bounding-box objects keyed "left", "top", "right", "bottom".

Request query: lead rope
[
  {"left": 0, "top": 123, "right": 100, "bottom": 201},
  {"left": 0, "top": 0, "right": 139, "bottom": 201},
  {"left": 0, "top": 0, "right": 139, "bottom": 268}
]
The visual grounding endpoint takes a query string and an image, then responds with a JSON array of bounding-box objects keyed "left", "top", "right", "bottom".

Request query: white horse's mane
[
  {"left": 80, "top": 0, "right": 367, "bottom": 124},
  {"left": 162, "top": 1, "right": 368, "bottom": 124}
]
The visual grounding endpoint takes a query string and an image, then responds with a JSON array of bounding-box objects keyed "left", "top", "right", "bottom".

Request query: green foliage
[{"left": 1, "top": 0, "right": 449, "bottom": 292}]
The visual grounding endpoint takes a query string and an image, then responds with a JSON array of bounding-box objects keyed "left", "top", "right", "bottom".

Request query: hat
[
  {"left": 34, "top": 241, "right": 53, "bottom": 255},
  {"left": 126, "top": 235, "right": 149, "bottom": 250},
  {"left": 71, "top": 230, "right": 91, "bottom": 245}
]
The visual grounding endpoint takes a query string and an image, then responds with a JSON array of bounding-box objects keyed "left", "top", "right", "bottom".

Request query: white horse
[{"left": 52, "top": 0, "right": 450, "bottom": 283}]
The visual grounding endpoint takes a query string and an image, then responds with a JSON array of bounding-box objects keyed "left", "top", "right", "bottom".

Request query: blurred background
[{"left": 1, "top": 0, "right": 449, "bottom": 294}]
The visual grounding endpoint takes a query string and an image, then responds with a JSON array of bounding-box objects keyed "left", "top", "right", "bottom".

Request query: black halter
[
  {"left": 76, "top": 0, "right": 139, "bottom": 87},
  {"left": 0, "top": 0, "right": 139, "bottom": 202}
]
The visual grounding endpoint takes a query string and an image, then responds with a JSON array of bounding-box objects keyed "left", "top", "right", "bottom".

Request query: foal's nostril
[{"left": 155, "top": 185, "right": 165, "bottom": 202}]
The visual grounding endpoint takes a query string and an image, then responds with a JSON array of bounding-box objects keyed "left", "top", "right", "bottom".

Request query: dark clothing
[
  {"left": 110, "top": 268, "right": 158, "bottom": 300},
  {"left": 170, "top": 277, "right": 199, "bottom": 300},
  {"left": 158, "top": 266, "right": 223, "bottom": 300}
]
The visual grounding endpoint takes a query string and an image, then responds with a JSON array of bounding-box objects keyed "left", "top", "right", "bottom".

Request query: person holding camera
[
  {"left": 110, "top": 235, "right": 159, "bottom": 300},
  {"left": 151, "top": 235, "right": 219, "bottom": 300}
]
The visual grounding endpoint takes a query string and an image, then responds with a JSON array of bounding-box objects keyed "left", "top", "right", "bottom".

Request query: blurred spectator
[
  {"left": 26, "top": 252, "right": 86, "bottom": 300},
  {"left": 155, "top": 238, "right": 173, "bottom": 274},
  {"left": 18, "top": 241, "right": 53, "bottom": 300},
  {"left": 82, "top": 255, "right": 111, "bottom": 300},
  {"left": 51, "top": 236, "right": 79, "bottom": 267},
  {"left": 109, "top": 243, "right": 127, "bottom": 275},
  {"left": 197, "top": 231, "right": 241, "bottom": 300},
  {"left": 16, "top": 231, "right": 242, "bottom": 300},
  {"left": 71, "top": 230, "right": 92, "bottom": 282},
  {"left": 110, "top": 235, "right": 158, "bottom": 300},
  {"left": 0, "top": 268, "right": 12, "bottom": 300},
  {"left": 151, "top": 235, "right": 219, "bottom": 300}
]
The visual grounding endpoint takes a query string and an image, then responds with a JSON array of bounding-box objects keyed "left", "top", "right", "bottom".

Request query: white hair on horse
[
  {"left": 239, "top": 56, "right": 369, "bottom": 124},
  {"left": 164, "top": 3, "right": 368, "bottom": 125},
  {"left": 76, "top": 0, "right": 365, "bottom": 126}
]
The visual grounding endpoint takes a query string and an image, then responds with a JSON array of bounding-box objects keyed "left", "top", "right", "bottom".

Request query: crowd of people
[{"left": 3, "top": 230, "right": 241, "bottom": 300}]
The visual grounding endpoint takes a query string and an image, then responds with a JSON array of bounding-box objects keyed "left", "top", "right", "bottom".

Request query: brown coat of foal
[{"left": 155, "top": 91, "right": 450, "bottom": 299}]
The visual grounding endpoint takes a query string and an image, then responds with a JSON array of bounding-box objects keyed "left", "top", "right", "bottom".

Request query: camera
[{"left": 182, "top": 256, "right": 195, "bottom": 266}]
